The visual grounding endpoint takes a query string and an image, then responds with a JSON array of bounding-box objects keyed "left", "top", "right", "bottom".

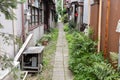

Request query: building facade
[
  {"left": 67, "top": 0, "right": 120, "bottom": 59},
  {"left": 0, "top": 0, "right": 56, "bottom": 58}
]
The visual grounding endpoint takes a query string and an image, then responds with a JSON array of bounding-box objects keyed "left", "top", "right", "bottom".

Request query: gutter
[
  {"left": 12, "top": 17, "right": 16, "bottom": 57},
  {"left": 21, "top": 4, "right": 25, "bottom": 42}
]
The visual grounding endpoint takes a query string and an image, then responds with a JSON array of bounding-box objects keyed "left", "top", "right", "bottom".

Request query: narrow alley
[
  {"left": 1, "top": 0, "right": 120, "bottom": 80},
  {"left": 52, "top": 23, "right": 73, "bottom": 80}
]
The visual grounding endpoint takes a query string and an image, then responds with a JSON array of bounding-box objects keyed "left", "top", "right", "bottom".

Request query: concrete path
[{"left": 52, "top": 23, "right": 73, "bottom": 80}]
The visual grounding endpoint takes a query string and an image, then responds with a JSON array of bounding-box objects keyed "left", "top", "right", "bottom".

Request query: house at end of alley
[{"left": 0, "top": 0, "right": 56, "bottom": 58}]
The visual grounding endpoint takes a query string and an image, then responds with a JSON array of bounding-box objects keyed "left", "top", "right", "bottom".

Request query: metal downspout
[
  {"left": 12, "top": 10, "right": 16, "bottom": 57},
  {"left": 21, "top": 4, "right": 25, "bottom": 42}
]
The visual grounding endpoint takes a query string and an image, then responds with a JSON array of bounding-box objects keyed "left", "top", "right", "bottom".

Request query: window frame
[{"left": 28, "top": 0, "right": 42, "bottom": 31}]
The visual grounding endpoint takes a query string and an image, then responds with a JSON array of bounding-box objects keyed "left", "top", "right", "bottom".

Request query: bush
[
  {"left": 61, "top": 14, "right": 68, "bottom": 23},
  {"left": 64, "top": 23, "right": 69, "bottom": 32},
  {"left": 50, "top": 28, "right": 58, "bottom": 41},
  {"left": 65, "top": 28, "right": 120, "bottom": 80},
  {"left": 36, "top": 28, "right": 58, "bottom": 46},
  {"left": 62, "top": 8, "right": 67, "bottom": 16},
  {"left": 69, "top": 20, "right": 76, "bottom": 29},
  {"left": 54, "top": 13, "right": 58, "bottom": 23}
]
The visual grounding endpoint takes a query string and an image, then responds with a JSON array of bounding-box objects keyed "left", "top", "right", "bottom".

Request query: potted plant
[{"left": 40, "top": 34, "right": 51, "bottom": 46}]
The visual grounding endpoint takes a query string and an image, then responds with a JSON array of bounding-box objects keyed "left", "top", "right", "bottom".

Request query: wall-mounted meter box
[{"left": 116, "top": 20, "right": 120, "bottom": 33}]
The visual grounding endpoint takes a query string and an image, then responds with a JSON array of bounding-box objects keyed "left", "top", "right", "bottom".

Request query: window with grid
[{"left": 28, "top": 0, "right": 42, "bottom": 31}]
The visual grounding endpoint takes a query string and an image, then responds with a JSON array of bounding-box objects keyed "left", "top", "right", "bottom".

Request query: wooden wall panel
[
  {"left": 108, "top": 0, "right": 120, "bottom": 53},
  {"left": 90, "top": 0, "right": 120, "bottom": 57},
  {"left": 101, "top": 0, "right": 120, "bottom": 57},
  {"left": 90, "top": 4, "right": 99, "bottom": 40}
]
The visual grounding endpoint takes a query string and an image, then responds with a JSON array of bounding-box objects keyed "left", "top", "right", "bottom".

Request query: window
[{"left": 28, "top": 0, "right": 42, "bottom": 31}]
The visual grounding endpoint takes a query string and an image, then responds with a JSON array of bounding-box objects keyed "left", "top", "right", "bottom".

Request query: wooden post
[
  {"left": 97, "top": 0, "right": 102, "bottom": 52},
  {"left": 104, "top": 0, "right": 110, "bottom": 58},
  {"left": 118, "top": 35, "right": 120, "bottom": 66}
]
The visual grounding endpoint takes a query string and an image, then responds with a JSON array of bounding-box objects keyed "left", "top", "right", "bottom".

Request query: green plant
[
  {"left": 64, "top": 23, "right": 69, "bottom": 32},
  {"left": 61, "top": 14, "right": 68, "bottom": 23},
  {"left": 0, "top": 54, "right": 22, "bottom": 80},
  {"left": 40, "top": 34, "right": 51, "bottom": 42},
  {"left": 0, "top": 0, "right": 25, "bottom": 28},
  {"left": 54, "top": 13, "right": 58, "bottom": 23},
  {"left": 0, "top": 55, "right": 13, "bottom": 70},
  {"left": 69, "top": 20, "right": 76, "bottom": 29},
  {"left": 93, "top": 62, "right": 120, "bottom": 80},
  {"left": 110, "top": 52, "right": 118, "bottom": 62},
  {"left": 65, "top": 28, "right": 120, "bottom": 80},
  {"left": 56, "top": 0, "right": 62, "bottom": 16},
  {"left": 30, "top": 28, "right": 58, "bottom": 80},
  {"left": 110, "top": 52, "right": 118, "bottom": 69},
  {"left": 49, "top": 28, "right": 58, "bottom": 41},
  {"left": 62, "top": 8, "right": 67, "bottom": 16}
]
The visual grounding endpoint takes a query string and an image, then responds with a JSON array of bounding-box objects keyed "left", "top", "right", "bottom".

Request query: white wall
[
  {"left": 28, "top": 25, "right": 44, "bottom": 46},
  {"left": 71, "top": 4, "right": 75, "bottom": 21},
  {"left": 83, "top": 0, "right": 94, "bottom": 24},
  {"left": 0, "top": 4, "right": 22, "bottom": 58}
]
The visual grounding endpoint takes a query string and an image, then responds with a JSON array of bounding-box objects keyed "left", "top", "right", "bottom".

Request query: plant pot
[{"left": 42, "top": 41, "right": 48, "bottom": 46}]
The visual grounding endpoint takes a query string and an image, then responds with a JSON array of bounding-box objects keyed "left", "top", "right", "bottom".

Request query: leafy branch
[{"left": 0, "top": 0, "right": 26, "bottom": 27}]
